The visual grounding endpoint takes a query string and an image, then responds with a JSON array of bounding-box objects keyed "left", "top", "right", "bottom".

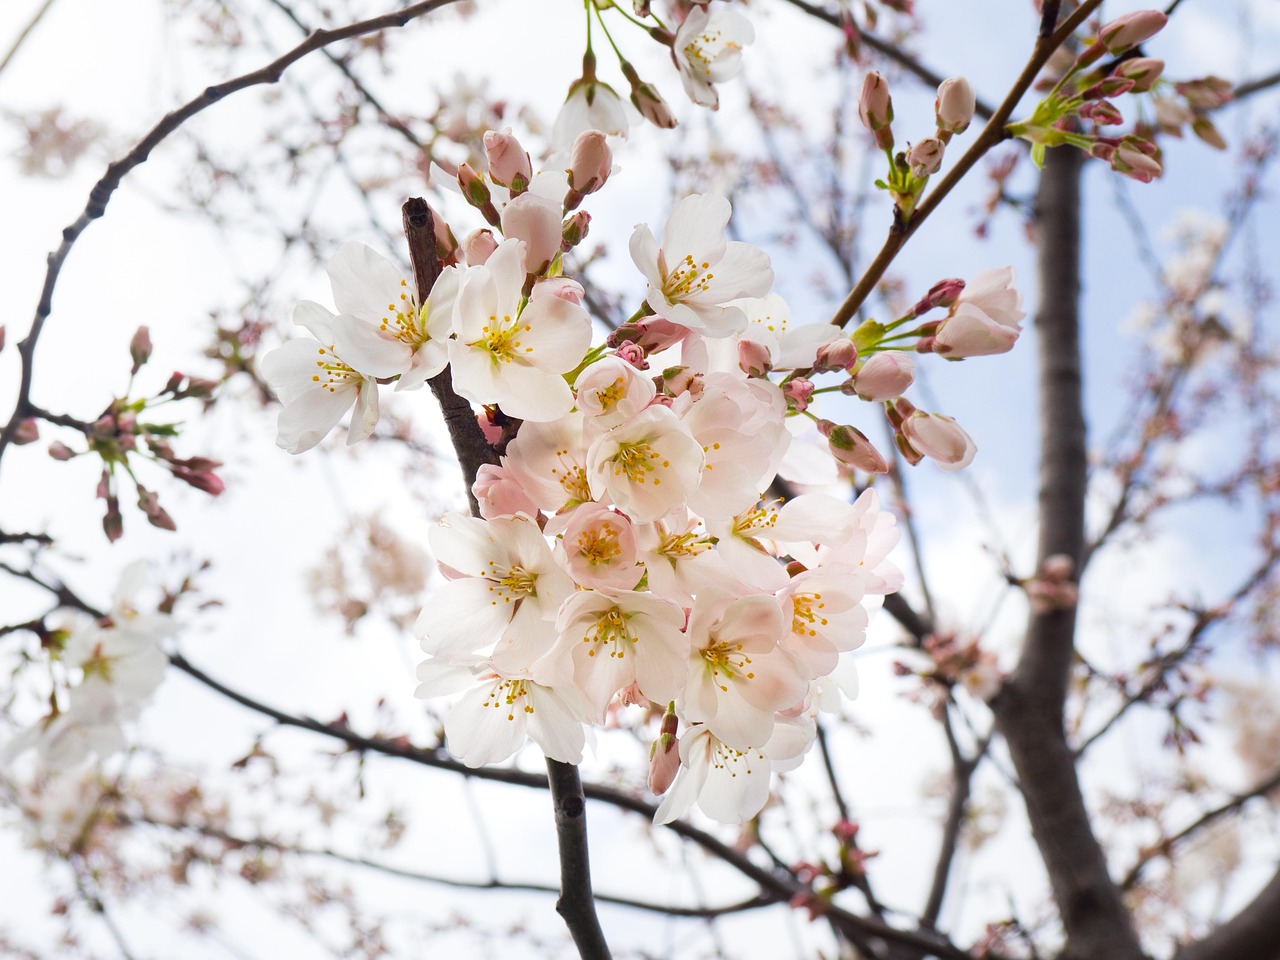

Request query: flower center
[
  {"left": 577, "top": 525, "right": 622, "bottom": 566},
  {"left": 478, "top": 313, "right": 533, "bottom": 364},
  {"left": 379, "top": 278, "right": 424, "bottom": 345},
  {"left": 610, "top": 440, "right": 669, "bottom": 485},
  {"left": 480, "top": 677, "right": 534, "bottom": 722},
  {"left": 790, "top": 592, "right": 828, "bottom": 638},
  {"left": 663, "top": 254, "right": 715, "bottom": 301},
  {"left": 312, "top": 345, "right": 360, "bottom": 391},
  {"left": 484, "top": 562, "right": 537, "bottom": 605},
  {"left": 701, "top": 640, "right": 755, "bottom": 690},
  {"left": 581, "top": 608, "right": 634, "bottom": 660}
]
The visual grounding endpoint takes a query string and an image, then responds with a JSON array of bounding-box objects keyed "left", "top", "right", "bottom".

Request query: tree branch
[
  {"left": 546, "top": 759, "right": 613, "bottom": 960},
  {"left": 827, "top": 0, "right": 1106, "bottom": 331},
  {"left": 164, "top": 651, "right": 979, "bottom": 959},
  {"left": 0, "top": 0, "right": 462, "bottom": 474},
  {"left": 992, "top": 143, "right": 1142, "bottom": 959},
  {"left": 1175, "top": 867, "right": 1280, "bottom": 960}
]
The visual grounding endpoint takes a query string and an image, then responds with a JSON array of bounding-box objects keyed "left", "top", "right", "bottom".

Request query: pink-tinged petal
[
  {"left": 332, "top": 314, "right": 413, "bottom": 378},
  {"left": 661, "top": 194, "right": 730, "bottom": 262},
  {"left": 705, "top": 686, "right": 776, "bottom": 749},
  {"left": 518, "top": 297, "right": 593, "bottom": 370},
  {"left": 293, "top": 300, "right": 336, "bottom": 341},
  {"left": 275, "top": 386, "right": 355, "bottom": 454},
  {"left": 328, "top": 242, "right": 407, "bottom": 321},
  {"left": 489, "top": 363, "right": 577, "bottom": 422},
  {"left": 654, "top": 740, "right": 710, "bottom": 823}
]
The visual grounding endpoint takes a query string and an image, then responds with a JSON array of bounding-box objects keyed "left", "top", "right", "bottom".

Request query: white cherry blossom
[
  {"left": 586, "top": 406, "right": 705, "bottom": 523},
  {"left": 261, "top": 302, "right": 379, "bottom": 454},
  {"left": 449, "top": 239, "right": 592, "bottom": 422},
  {"left": 503, "top": 414, "right": 594, "bottom": 518},
  {"left": 630, "top": 194, "right": 773, "bottom": 338},
  {"left": 671, "top": 5, "right": 755, "bottom": 110}
]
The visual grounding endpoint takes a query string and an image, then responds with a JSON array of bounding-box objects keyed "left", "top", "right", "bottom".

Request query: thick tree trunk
[{"left": 993, "top": 147, "right": 1145, "bottom": 960}]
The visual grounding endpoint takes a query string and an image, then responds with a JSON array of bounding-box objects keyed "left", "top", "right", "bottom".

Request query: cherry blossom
[
  {"left": 630, "top": 194, "right": 773, "bottom": 338},
  {"left": 671, "top": 5, "right": 755, "bottom": 110},
  {"left": 449, "top": 239, "right": 592, "bottom": 422},
  {"left": 586, "top": 406, "right": 705, "bottom": 523}
]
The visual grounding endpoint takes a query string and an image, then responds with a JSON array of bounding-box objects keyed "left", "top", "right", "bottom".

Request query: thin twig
[
  {"left": 0, "top": 0, "right": 57, "bottom": 79},
  {"left": 0, "top": 0, "right": 462, "bottom": 474}
]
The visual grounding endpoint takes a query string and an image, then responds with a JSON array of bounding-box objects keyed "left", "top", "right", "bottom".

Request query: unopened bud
[
  {"left": 482, "top": 129, "right": 532, "bottom": 192},
  {"left": 561, "top": 210, "right": 591, "bottom": 251},
  {"left": 1098, "top": 10, "right": 1168, "bottom": 55},
  {"left": 129, "top": 326, "right": 152, "bottom": 374},
  {"left": 1191, "top": 116, "right": 1227, "bottom": 150},
  {"left": 631, "top": 81, "right": 677, "bottom": 129},
  {"left": 14, "top": 418, "right": 38, "bottom": 445},
  {"left": 501, "top": 192, "right": 562, "bottom": 271},
  {"left": 738, "top": 339, "right": 773, "bottom": 378},
  {"left": 461, "top": 228, "right": 498, "bottom": 266},
  {"left": 853, "top": 353, "right": 916, "bottom": 402},
  {"left": 531, "top": 277, "right": 586, "bottom": 305},
  {"left": 858, "top": 72, "right": 894, "bottom": 150},
  {"left": 103, "top": 496, "right": 123, "bottom": 543},
  {"left": 615, "top": 342, "right": 648, "bottom": 370},
  {"left": 1112, "top": 141, "right": 1162, "bottom": 182},
  {"left": 661, "top": 365, "right": 703, "bottom": 399},
  {"left": 566, "top": 130, "right": 612, "bottom": 208},
  {"left": 49, "top": 440, "right": 77, "bottom": 461},
  {"left": 935, "top": 77, "right": 975, "bottom": 136},
  {"left": 783, "top": 377, "right": 815, "bottom": 412},
  {"left": 1080, "top": 100, "right": 1124, "bottom": 125},
  {"left": 1081, "top": 77, "right": 1135, "bottom": 101},
  {"left": 1114, "top": 57, "right": 1164, "bottom": 93},
  {"left": 818, "top": 420, "right": 889, "bottom": 474},
  {"left": 907, "top": 137, "right": 945, "bottom": 177},
  {"left": 1175, "top": 76, "right": 1233, "bottom": 110},
  {"left": 814, "top": 338, "right": 857, "bottom": 373},
  {"left": 648, "top": 732, "right": 680, "bottom": 795},
  {"left": 912, "top": 278, "right": 965, "bottom": 316},
  {"left": 608, "top": 316, "right": 689, "bottom": 354}
]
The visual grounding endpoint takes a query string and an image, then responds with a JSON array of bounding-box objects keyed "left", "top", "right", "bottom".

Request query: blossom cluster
[
  {"left": 258, "top": 143, "right": 1025, "bottom": 821},
  {"left": 4, "top": 563, "right": 174, "bottom": 770}
]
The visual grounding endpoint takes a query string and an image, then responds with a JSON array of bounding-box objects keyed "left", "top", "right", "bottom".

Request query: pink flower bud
[
  {"left": 818, "top": 420, "right": 889, "bottom": 474},
  {"left": 566, "top": 130, "right": 612, "bottom": 202},
  {"left": 129, "top": 325, "right": 152, "bottom": 373},
  {"left": 935, "top": 77, "right": 975, "bottom": 135},
  {"left": 561, "top": 210, "right": 591, "bottom": 250},
  {"left": 1114, "top": 57, "right": 1164, "bottom": 93},
  {"left": 1175, "top": 76, "right": 1233, "bottom": 110},
  {"left": 461, "top": 228, "right": 498, "bottom": 266},
  {"left": 615, "top": 342, "right": 648, "bottom": 370},
  {"left": 1098, "top": 10, "right": 1167, "bottom": 55},
  {"left": 1112, "top": 142, "right": 1162, "bottom": 183},
  {"left": 531, "top": 277, "right": 586, "bottom": 305},
  {"left": 911, "top": 278, "right": 965, "bottom": 316},
  {"left": 631, "top": 81, "right": 677, "bottom": 129},
  {"left": 456, "top": 161, "right": 491, "bottom": 209},
  {"left": 738, "top": 338, "right": 773, "bottom": 378},
  {"left": 49, "top": 440, "right": 76, "bottom": 461},
  {"left": 103, "top": 498, "right": 124, "bottom": 542},
  {"left": 854, "top": 353, "right": 916, "bottom": 401},
  {"left": 1191, "top": 116, "right": 1227, "bottom": 151},
  {"left": 783, "top": 377, "right": 814, "bottom": 412},
  {"left": 895, "top": 402, "right": 976, "bottom": 471},
  {"left": 476, "top": 410, "right": 504, "bottom": 445},
  {"left": 482, "top": 129, "right": 532, "bottom": 192},
  {"left": 1081, "top": 77, "right": 1135, "bottom": 101},
  {"left": 814, "top": 338, "right": 857, "bottom": 373},
  {"left": 172, "top": 464, "right": 225, "bottom": 497},
  {"left": 661, "top": 365, "right": 703, "bottom": 399},
  {"left": 907, "top": 137, "right": 945, "bottom": 177},
  {"left": 500, "top": 192, "right": 562, "bottom": 272},
  {"left": 473, "top": 463, "right": 539, "bottom": 520},
  {"left": 608, "top": 316, "right": 689, "bottom": 354},
  {"left": 648, "top": 732, "right": 680, "bottom": 795},
  {"left": 14, "top": 418, "right": 38, "bottom": 445},
  {"left": 1080, "top": 100, "right": 1124, "bottom": 126},
  {"left": 858, "top": 72, "right": 894, "bottom": 150}
]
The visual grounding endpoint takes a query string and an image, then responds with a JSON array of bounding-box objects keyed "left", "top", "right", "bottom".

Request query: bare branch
[
  {"left": 1175, "top": 867, "right": 1280, "bottom": 960},
  {"left": 776, "top": 0, "right": 996, "bottom": 120},
  {"left": 827, "top": 0, "right": 1107, "bottom": 331},
  {"left": 0, "top": 0, "right": 57, "bottom": 79},
  {"left": 547, "top": 759, "right": 613, "bottom": 960},
  {"left": 0, "top": 0, "right": 462, "bottom": 473}
]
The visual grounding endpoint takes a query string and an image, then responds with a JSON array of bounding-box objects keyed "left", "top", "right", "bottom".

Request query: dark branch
[
  {"left": 547, "top": 759, "right": 613, "bottom": 960},
  {"left": 0, "top": 0, "right": 462, "bottom": 474}
]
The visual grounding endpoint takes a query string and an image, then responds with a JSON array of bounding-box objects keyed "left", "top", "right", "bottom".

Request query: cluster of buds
[
  {"left": 1023, "top": 553, "right": 1079, "bottom": 614},
  {"left": 47, "top": 328, "right": 224, "bottom": 541},
  {"left": 1009, "top": 9, "right": 1171, "bottom": 179},
  {"left": 859, "top": 72, "right": 977, "bottom": 217},
  {"left": 450, "top": 127, "right": 610, "bottom": 274}
]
